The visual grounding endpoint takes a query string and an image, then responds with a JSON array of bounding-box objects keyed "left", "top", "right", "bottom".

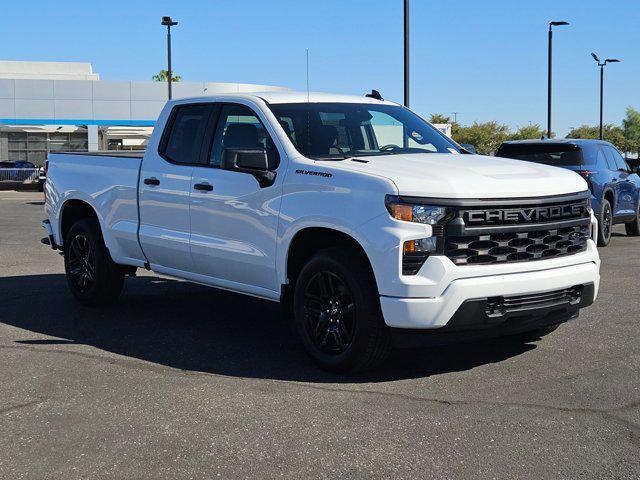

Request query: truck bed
[{"left": 45, "top": 152, "right": 145, "bottom": 266}]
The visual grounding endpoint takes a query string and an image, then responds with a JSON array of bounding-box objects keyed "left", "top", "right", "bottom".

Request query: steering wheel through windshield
[{"left": 379, "top": 144, "right": 402, "bottom": 152}]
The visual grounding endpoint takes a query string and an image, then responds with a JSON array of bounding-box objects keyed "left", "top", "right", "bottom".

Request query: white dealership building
[{"left": 0, "top": 61, "right": 287, "bottom": 165}]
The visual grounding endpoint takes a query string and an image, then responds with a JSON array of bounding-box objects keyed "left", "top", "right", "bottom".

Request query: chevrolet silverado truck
[{"left": 42, "top": 91, "right": 601, "bottom": 372}]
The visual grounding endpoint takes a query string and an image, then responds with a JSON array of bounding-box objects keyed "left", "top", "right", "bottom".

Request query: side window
[
  {"left": 162, "top": 104, "right": 210, "bottom": 164},
  {"left": 602, "top": 146, "right": 618, "bottom": 171},
  {"left": 608, "top": 146, "right": 629, "bottom": 171},
  {"left": 595, "top": 147, "right": 607, "bottom": 168},
  {"left": 210, "top": 104, "right": 279, "bottom": 169}
]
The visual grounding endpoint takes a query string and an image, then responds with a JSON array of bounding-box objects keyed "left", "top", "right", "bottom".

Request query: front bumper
[{"left": 380, "top": 260, "right": 599, "bottom": 329}]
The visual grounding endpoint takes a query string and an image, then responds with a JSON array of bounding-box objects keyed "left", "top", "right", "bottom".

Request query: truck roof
[{"left": 171, "top": 91, "right": 400, "bottom": 106}]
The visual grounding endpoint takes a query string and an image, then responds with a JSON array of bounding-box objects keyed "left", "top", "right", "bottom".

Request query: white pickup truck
[{"left": 43, "top": 91, "right": 601, "bottom": 372}]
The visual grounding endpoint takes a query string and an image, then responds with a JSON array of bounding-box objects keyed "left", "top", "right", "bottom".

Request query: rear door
[
  {"left": 607, "top": 146, "right": 636, "bottom": 216},
  {"left": 188, "top": 102, "right": 284, "bottom": 298},
  {"left": 138, "top": 103, "right": 212, "bottom": 272},
  {"left": 602, "top": 145, "right": 630, "bottom": 215}
]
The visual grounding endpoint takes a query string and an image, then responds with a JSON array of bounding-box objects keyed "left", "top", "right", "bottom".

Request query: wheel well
[
  {"left": 60, "top": 200, "right": 99, "bottom": 245},
  {"left": 603, "top": 190, "right": 615, "bottom": 209},
  {"left": 285, "top": 227, "right": 375, "bottom": 289}
]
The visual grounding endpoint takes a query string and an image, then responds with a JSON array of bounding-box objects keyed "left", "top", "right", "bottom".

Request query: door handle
[
  {"left": 194, "top": 182, "right": 213, "bottom": 191},
  {"left": 144, "top": 177, "right": 160, "bottom": 186}
]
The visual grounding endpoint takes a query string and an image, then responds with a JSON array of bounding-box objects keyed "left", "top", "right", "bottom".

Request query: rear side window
[
  {"left": 602, "top": 146, "right": 619, "bottom": 171},
  {"left": 162, "top": 104, "right": 210, "bottom": 164},
  {"left": 607, "top": 146, "right": 629, "bottom": 171},
  {"left": 496, "top": 144, "right": 587, "bottom": 166}
]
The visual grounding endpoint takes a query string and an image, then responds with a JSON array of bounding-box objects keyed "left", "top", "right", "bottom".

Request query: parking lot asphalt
[{"left": 1, "top": 191, "right": 639, "bottom": 479}]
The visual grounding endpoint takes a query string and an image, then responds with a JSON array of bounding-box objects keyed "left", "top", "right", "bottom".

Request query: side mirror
[
  {"left": 223, "top": 148, "right": 276, "bottom": 187},
  {"left": 459, "top": 143, "right": 477, "bottom": 154}
]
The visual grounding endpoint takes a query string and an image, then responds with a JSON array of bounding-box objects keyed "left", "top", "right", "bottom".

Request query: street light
[
  {"left": 547, "top": 20, "right": 569, "bottom": 139},
  {"left": 591, "top": 53, "right": 621, "bottom": 140},
  {"left": 403, "top": 0, "right": 410, "bottom": 107},
  {"left": 161, "top": 16, "right": 178, "bottom": 100}
]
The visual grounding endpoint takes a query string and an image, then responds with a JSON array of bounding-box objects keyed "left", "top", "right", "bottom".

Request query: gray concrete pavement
[{"left": 1, "top": 192, "right": 639, "bottom": 479}]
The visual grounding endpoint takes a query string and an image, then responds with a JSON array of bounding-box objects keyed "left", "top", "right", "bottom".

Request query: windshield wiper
[{"left": 311, "top": 155, "right": 352, "bottom": 161}]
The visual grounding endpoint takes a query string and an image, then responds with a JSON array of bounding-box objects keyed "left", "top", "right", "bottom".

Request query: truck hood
[{"left": 338, "top": 153, "right": 588, "bottom": 198}]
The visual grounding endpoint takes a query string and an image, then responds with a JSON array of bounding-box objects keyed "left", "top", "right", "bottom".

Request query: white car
[{"left": 42, "top": 91, "right": 600, "bottom": 372}]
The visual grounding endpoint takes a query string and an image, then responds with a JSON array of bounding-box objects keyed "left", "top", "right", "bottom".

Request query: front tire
[
  {"left": 293, "top": 248, "right": 391, "bottom": 373},
  {"left": 597, "top": 199, "right": 613, "bottom": 247},
  {"left": 64, "top": 218, "right": 124, "bottom": 306},
  {"left": 625, "top": 202, "right": 640, "bottom": 236}
]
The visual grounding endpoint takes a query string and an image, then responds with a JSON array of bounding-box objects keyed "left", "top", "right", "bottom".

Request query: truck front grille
[{"left": 445, "top": 224, "right": 589, "bottom": 265}]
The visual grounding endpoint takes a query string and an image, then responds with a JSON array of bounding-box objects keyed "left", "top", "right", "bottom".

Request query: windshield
[
  {"left": 268, "top": 102, "right": 459, "bottom": 160},
  {"left": 496, "top": 143, "right": 588, "bottom": 167}
]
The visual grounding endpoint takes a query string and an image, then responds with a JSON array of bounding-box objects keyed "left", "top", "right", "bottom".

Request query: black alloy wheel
[
  {"left": 293, "top": 248, "right": 391, "bottom": 373},
  {"left": 303, "top": 271, "right": 356, "bottom": 355},
  {"left": 64, "top": 218, "right": 125, "bottom": 306},
  {"left": 625, "top": 201, "right": 640, "bottom": 236},
  {"left": 67, "top": 233, "right": 96, "bottom": 293},
  {"left": 598, "top": 199, "right": 612, "bottom": 247}
]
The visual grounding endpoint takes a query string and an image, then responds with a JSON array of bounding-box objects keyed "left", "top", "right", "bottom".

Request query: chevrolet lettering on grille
[{"left": 463, "top": 203, "right": 587, "bottom": 225}]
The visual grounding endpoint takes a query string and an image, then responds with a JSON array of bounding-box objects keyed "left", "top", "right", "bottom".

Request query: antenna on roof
[
  {"left": 306, "top": 49, "right": 310, "bottom": 102},
  {"left": 365, "top": 89, "right": 384, "bottom": 101}
]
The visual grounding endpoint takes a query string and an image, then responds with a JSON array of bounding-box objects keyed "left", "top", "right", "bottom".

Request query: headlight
[{"left": 385, "top": 195, "right": 452, "bottom": 225}]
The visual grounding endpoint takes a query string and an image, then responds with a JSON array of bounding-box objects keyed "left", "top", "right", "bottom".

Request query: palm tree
[{"left": 152, "top": 70, "right": 182, "bottom": 82}]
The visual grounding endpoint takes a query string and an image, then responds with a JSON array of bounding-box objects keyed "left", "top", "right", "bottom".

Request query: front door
[{"left": 188, "top": 102, "right": 284, "bottom": 298}]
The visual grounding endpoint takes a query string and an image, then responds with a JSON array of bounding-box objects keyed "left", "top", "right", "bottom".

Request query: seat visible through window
[{"left": 210, "top": 104, "right": 279, "bottom": 169}]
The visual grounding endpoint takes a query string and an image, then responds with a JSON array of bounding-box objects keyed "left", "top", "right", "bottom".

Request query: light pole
[
  {"left": 547, "top": 21, "right": 569, "bottom": 139},
  {"left": 452, "top": 112, "right": 460, "bottom": 124},
  {"left": 591, "top": 53, "right": 620, "bottom": 140},
  {"left": 403, "top": 0, "right": 410, "bottom": 107},
  {"left": 161, "top": 16, "right": 178, "bottom": 100}
]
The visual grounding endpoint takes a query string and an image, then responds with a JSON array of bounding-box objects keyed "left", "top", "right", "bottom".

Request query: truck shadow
[{"left": 0, "top": 274, "right": 536, "bottom": 383}]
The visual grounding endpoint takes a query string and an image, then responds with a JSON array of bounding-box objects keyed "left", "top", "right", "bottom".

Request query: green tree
[
  {"left": 508, "top": 124, "right": 546, "bottom": 141},
  {"left": 152, "top": 70, "right": 182, "bottom": 82},
  {"left": 429, "top": 113, "right": 462, "bottom": 137},
  {"left": 623, "top": 107, "right": 640, "bottom": 156},
  {"left": 453, "top": 121, "right": 510, "bottom": 155},
  {"left": 566, "top": 124, "right": 626, "bottom": 151},
  {"left": 429, "top": 113, "right": 452, "bottom": 124}
]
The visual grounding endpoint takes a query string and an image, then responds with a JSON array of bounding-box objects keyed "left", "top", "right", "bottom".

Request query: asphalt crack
[{"left": 0, "top": 399, "right": 46, "bottom": 415}]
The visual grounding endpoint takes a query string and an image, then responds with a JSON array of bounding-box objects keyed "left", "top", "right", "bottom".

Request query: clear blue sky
[{"left": 1, "top": 0, "right": 638, "bottom": 136}]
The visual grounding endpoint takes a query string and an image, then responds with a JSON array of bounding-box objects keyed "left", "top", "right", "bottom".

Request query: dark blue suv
[{"left": 496, "top": 139, "right": 640, "bottom": 246}]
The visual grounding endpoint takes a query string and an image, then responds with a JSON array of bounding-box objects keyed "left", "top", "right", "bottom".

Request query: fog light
[
  {"left": 402, "top": 237, "right": 437, "bottom": 275},
  {"left": 404, "top": 236, "right": 438, "bottom": 253}
]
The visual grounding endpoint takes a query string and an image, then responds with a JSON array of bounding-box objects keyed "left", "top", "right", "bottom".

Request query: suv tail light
[{"left": 578, "top": 170, "right": 595, "bottom": 192}]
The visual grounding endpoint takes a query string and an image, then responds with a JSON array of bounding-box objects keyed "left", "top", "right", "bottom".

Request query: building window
[{"left": 5, "top": 131, "right": 88, "bottom": 165}]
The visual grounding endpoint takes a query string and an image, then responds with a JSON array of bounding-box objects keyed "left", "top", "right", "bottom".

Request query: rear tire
[
  {"left": 597, "top": 199, "right": 612, "bottom": 247},
  {"left": 293, "top": 248, "right": 391, "bottom": 373},
  {"left": 64, "top": 218, "right": 124, "bottom": 306},
  {"left": 625, "top": 202, "right": 640, "bottom": 236}
]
